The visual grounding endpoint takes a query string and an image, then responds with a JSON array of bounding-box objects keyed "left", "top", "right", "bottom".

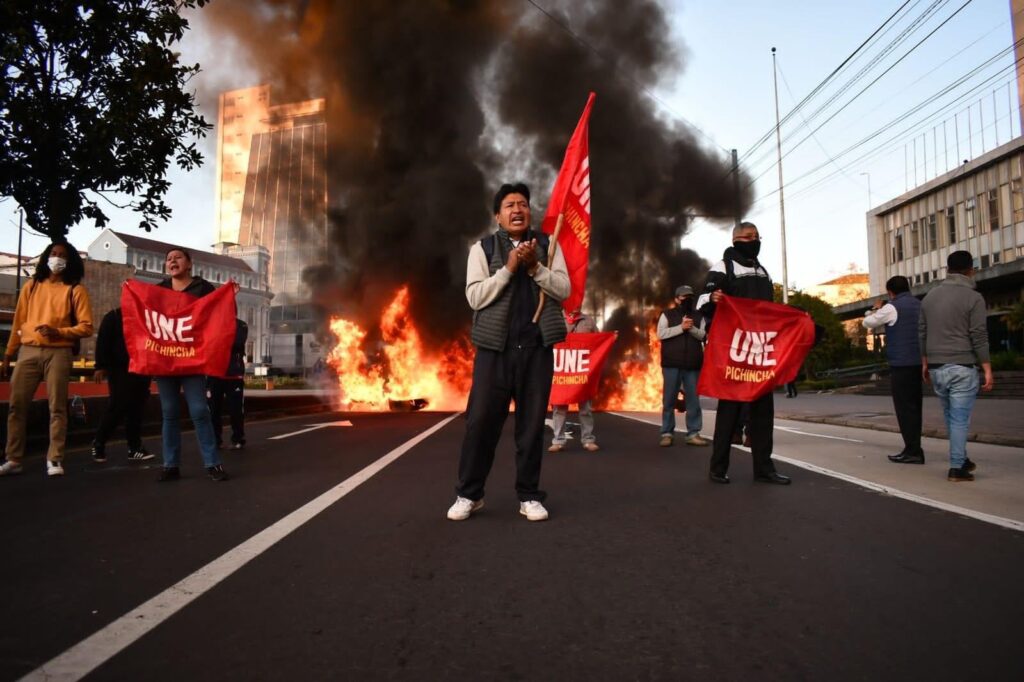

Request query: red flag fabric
[
  {"left": 121, "top": 280, "right": 238, "bottom": 377},
  {"left": 550, "top": 331, "right": 616, "bottom": 405},
  {"left": 697, "top": 295, "right": 815, "bottom": 402},
  {"left": 541, "top": 92, "right": 596, "bottom": 316}
]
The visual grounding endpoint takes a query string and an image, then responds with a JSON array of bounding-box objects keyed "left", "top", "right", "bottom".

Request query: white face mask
[{"left": 48, "top": 256, "right": 67, "bottom": 273}]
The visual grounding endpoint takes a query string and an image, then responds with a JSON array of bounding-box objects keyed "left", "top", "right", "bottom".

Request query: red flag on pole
[{"left": 541, "top": 92, "right": 596, "bottom": 316}]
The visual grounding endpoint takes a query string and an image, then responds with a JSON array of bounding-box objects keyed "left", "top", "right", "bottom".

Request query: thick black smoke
[{"left": 203, "top": 0, "right": 751, "bottom": 345}]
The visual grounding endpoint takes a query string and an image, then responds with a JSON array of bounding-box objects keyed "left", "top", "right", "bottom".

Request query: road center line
[
  {"left": 608, "top": 412, "right": 1024, "bottom": 534},
  {"left": 269, "top": 420, "right": 353, "bottom": 439},
  {"left": 22, "top": 413, "right": 460, "bottom": 682},
  {"left": 774, "top": 425, "right": 864, "bottom": 443}
]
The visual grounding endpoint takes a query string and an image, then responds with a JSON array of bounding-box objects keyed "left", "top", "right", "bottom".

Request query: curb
[{"left": 775, "top": 413, "right": 1024, "bottom": 449}]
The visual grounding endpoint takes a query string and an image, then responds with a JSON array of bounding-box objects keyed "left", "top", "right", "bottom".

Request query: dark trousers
[
  {"left": 711, "top": 393, "right": 776, "bottom": 477},
  {"left": 456, "top": 345, "right": 553, "bottom": 502},
  {"left": 94, "top": 368, "right": 151, "bottom": 451},
  {"left": 207, "top": 377, "right": 245, "bottom": 446},
  {"left": 890, "top": 365, "right": 923, "bottom": 455}
]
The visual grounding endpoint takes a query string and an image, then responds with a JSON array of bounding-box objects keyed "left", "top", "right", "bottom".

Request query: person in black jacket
[
  {"left": 207, "top": 319, "right": 248, "bottom": 449},
  {"left": 697, "top": 222, "right": 791, "bottom": 486},
  {"left": 91, "top": 308, "right": 154, "bottom": 462},
  {"left": 656, "top": 285, "right": 710, "bottom": 447}
]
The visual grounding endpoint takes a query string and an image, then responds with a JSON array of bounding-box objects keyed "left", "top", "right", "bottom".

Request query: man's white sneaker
[
  {"left": 47, "top": 461, "right": 65, "bottom": 477},
  {"left": 447, "top": 496, "right": 484, "bottom": 521},
  {"left": 519, "top": 500, "right": 549, "bottom": 522},
  {"left": 0, "top": 460, "right": 24, "bottom": 476}
]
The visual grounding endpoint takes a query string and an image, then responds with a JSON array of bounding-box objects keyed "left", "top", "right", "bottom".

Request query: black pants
[
  {"left": 456, "top": 345, "right": 553, "bottom": 502},
  {"left": 207, "top": 378, "right": 245, "bottom": 446},
  {"left": 711, "top": 393, "right": 776, "bottom": 477},
  {"left": 94, "top": 369, "right": 151, "bottom": 451},
  {"left": 890, "top": 365, "right": 923, "bottom": 455}
]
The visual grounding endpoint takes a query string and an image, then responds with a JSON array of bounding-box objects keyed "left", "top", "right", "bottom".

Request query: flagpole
[
  {"left": 772, "top": 47, "right": 790, "bottom": 304},
  {"left": 532, "top": 213, "right": 564, "bottom": 323}
]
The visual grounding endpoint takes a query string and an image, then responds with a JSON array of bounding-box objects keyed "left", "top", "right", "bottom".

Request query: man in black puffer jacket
[{"left": 697, "top": 222, "right": 791, "bottom": 486}]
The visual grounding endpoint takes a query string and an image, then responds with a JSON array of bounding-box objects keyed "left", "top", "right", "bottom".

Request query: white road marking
[
  {"left": 608, "top": 412, "right": 1024, "bottom": 534},
  {"left": 22, "top": 414, "right": 460, "bottom": 682},
  {"left": 268, "top": 420, "right": 353, "bottom": 440},
  {"left": 771, "top": 454, "right": 1024, "bottom": 533},
  {"left": 774, "top": 425, "right": 864, "bottom": 443}
]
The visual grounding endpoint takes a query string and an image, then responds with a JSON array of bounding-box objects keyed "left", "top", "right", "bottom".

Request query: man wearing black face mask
[{"left": 696, "top": 222, "right": 791, "bottom": 485}]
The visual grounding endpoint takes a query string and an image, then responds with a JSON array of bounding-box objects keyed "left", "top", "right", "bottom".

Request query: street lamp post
[
  {"left": 859, "top": 172, "right": 872, "bottom": 210},
  {"left": 771, "top": 47, "right": 789, "bottom": 304}
]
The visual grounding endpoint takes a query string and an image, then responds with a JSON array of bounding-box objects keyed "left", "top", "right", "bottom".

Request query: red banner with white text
[
  {"left": 121, "top": 280, "right": 237, "bottom": 377},
  {"left": 542, "top": 92, "right": 595, "bottom": 315},
  {"left": 550, "top": 331, "right": 616, "bottom": 405},
  {"left": 697, "top": 295, "right": 815, "bottom": 402}
]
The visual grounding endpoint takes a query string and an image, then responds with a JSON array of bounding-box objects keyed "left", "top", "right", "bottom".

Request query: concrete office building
[{"left": 838, "top": 136, "right": 1024, "bottom": 352}]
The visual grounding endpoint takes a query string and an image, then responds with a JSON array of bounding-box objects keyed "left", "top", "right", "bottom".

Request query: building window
[
  {"left": 965, "top": 198, "right": 976, "bottom": 238},
  {"left": 923, "top": 272, "right": 931, "bottom": 283},
  {"left": 993, "top": 251, "right": 1001, "bottom": 264},
  {"left": 914, "top": 274, "right": 921, "bottom": 284},
  {"left": 1013, "top": 179, "right": 1024, "bottom": 222},
  {"left": 927, "top": 214, "right": 938, "bottom": 251},
  {"left": 895, "top": 229, "right": 904, "bottom": 261},
  {"left": 945, "top": 206, "right": 956, "bottom": 244},
  {"left": 988, "top": 189, "right": 999, "bottom": 233},
  {"left": 910, "top": 221, "right": 920, "bottom": 256},
  {"left": 981, "top": 254, "right": 990, "bottom": 269}
]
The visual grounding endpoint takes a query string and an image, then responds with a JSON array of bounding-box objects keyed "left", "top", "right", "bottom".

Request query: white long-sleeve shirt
[{"left": 862, "top": 302, "right": 898, "bottom": 330}]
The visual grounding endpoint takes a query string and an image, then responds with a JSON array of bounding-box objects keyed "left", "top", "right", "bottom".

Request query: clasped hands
[{"left": 505, "top": 239, "right": 541, "bottom": 275}]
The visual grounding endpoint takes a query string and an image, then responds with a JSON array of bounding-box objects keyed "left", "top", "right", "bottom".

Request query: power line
[{"left": 744, "top": 0, "right": 978, "bottom": 192}]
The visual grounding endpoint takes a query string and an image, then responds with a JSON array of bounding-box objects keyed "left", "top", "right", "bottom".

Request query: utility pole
[
  {"left": 16, "top": 209, "right": 24, "bottom": 297},
  {"left": 771, "top": 47, "right": 790, "bottom": 304},
  {"left": 731, "top": 148, "right": 741, "bottom": 228}
]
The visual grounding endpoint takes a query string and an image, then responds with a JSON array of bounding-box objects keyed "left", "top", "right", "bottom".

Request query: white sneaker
[
  {"left": 47, "top": 461, "right": 65, "bottom": 477},
  {"left": 0, "top": 460, "right": 23, "bottom": 476},
  {"left": 519, "top": 500, "right": 549, "bottom": 522},
  {"left": 446, "top": 496, "right": 484, "bottom": 521}
]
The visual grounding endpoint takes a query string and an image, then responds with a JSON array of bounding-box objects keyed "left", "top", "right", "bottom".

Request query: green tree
[
  {"left": 773, "top": 286, "right": 852, "bottom": 377},
  {"left": 0, "top": 0, "right": 211, "bottom": 239},
  {"left": 1005, "top": 300, "right": 1024, "bottom": 349}
]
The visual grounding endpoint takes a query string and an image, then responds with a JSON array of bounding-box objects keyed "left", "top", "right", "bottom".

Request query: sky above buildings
[{"left": 2, "top": 0, "right": 1017, "bottom": 293}]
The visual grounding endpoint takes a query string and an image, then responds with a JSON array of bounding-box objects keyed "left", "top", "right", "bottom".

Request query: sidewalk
[{"left": 772, "top": 392, "right": 1024, "bottom": 448}]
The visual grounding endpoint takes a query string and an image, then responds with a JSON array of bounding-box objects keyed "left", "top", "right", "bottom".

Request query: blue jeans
[
  {"left": 156, "top": 375, "right": 220, "bottom": 468},
  {"left": 661, "top": 367, "right": 702, "bottom": 437},
  {"left": 928, "top": 365, "right": 979, "bottom": 469}
]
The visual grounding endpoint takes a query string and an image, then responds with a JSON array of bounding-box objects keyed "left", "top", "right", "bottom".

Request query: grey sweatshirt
[{"left": 918, "top": 273, "right": 990, "bottom": 365}]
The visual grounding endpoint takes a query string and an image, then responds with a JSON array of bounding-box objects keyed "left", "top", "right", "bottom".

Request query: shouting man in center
[{"left": 447, "top": 183, "right": 570, "bottom": 522}]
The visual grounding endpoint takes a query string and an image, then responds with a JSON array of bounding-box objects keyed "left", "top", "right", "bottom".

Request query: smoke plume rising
[{"left": 201, "top": 0, "right": 751, "bottom": 345}]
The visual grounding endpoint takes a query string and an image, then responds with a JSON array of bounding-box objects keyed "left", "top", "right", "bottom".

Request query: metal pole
[
  {"left": 16, "top": 208, "right": 23, "bottom": 296},
  {"left": 731, "top": 148, "right": 741, "bottom": 228},
  {"left": 771, "top": 47, "right": 789, "bottom": 304},
  {"left": 860, "top": 172, "right": 872, "bottom": 209}
]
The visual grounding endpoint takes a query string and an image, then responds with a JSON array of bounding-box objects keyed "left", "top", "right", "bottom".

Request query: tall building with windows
[
  {"left": 841, "top": 137, "right": 1024, "bottom": 352},
  {"left": 215, "top": 85, "right": 328, "bottom": 372}
]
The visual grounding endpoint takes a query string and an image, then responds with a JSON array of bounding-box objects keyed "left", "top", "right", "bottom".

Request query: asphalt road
[{"left": 1, "top": 410, "right": 1022, "bottom": 681}]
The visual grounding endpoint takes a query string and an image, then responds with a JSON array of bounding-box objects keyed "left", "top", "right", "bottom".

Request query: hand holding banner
[
  {"left": 550, "top": 331, "right": 616, "bottom": 405},
  {"left": 697, "top": 294, "right": 815, "bottom": 402},
  {"left": 121, "top": 280, "right": 238, "bottom": 377}
]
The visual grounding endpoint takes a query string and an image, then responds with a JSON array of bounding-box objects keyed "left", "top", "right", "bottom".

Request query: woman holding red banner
[{"left": 152, "top": 248, "right": 229, "bottom": 482}]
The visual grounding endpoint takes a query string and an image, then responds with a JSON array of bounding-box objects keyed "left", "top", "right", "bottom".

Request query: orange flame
[
  {"left": 601, "top": 325, "right": 662, "bottom": 411},
  {"left": 326, "top": 286, "right": 473, "bottom": 410}
]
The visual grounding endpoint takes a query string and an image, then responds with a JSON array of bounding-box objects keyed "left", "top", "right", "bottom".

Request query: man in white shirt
[{"left": 862, "top": 275, "right": 924, "bottom": 464}]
